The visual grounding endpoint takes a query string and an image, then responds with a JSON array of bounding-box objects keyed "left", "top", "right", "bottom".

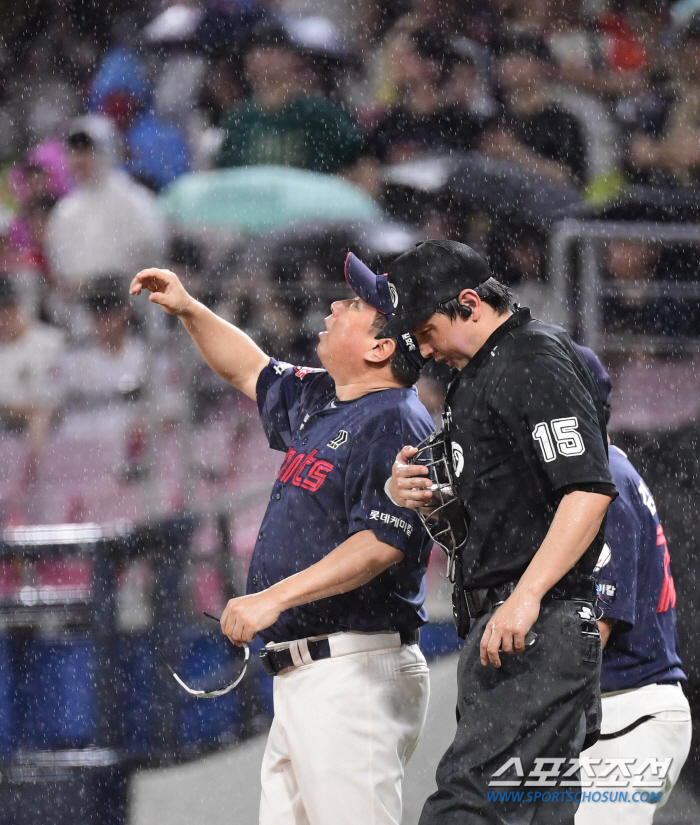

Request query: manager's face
[{"left": 317, "top": 296, "right": 383, "bottom": 375}]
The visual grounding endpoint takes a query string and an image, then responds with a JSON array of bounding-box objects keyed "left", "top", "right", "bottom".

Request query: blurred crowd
[{"left": 3, "top": 0, "right": 700, "bottom": 532}]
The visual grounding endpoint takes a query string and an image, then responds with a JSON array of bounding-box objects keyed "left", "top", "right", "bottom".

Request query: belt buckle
[{"left": 259, "top": 648, "right": 279, "bottom": 676}]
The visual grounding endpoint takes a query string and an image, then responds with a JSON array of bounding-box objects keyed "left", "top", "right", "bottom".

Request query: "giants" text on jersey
[{"left": 276, "top": 448, "right": 334, "bottom": 492}]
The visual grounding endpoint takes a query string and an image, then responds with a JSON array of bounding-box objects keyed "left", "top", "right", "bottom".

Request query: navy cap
[
  {"left": 574, "top": 343, "right": 612, "bottom": 425},
  {"left": 573, "top": 343, "right": 612, "bottom": 405},
  {"left": 345, "top": 252, "right": 396, "bottom": 316},
  {"left": 378, "top": 240, "right": 492, "bottom": 338},
  {"left": 344, "top": 252, "right": 427, "bottom": 372}
]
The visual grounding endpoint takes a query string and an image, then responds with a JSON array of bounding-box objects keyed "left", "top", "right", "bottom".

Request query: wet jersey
[
  {"left": 246, "top": 359, "right": 434, "bottom": 643},
  {"left": 445, "top": 307, "right": 616, "bottom": 590},
  {"left": 595, "top": 445, "right": 686, "bottom": 693}
]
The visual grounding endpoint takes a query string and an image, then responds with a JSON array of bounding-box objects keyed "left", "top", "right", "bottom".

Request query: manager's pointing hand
[{"left": 130, "top": 268, "right": 195, "bottom": 317}]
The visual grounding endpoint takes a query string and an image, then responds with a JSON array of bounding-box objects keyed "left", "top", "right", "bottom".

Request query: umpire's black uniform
[
  {"left": 425, "top": 308, "right": 615, "bottom": 824},
  {"left": 379, "top": 242, "right": 617, "bottom": 825}
]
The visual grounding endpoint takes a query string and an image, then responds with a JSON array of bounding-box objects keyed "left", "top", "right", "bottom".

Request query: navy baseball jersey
[
  {"left": 595, "top": 445, "right": 686, "bottom": 693},
  {"left": 246, "top": 359, "right": 434, "bottom": 644}
]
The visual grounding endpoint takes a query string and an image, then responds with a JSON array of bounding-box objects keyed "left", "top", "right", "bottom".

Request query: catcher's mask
[{"left": 409, "top": 427, "right": 469, "bottom": 581}]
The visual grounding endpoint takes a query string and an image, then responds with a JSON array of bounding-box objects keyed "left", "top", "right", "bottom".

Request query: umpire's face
[
  {"left": 410, "top": 289, "right": 496, "bottom": 369},
  {"left": 318, "top": 297, "right": 395, "bottom": 380},
  {"left": 413, "top": 312, "right": 471, "bottom": 369}
]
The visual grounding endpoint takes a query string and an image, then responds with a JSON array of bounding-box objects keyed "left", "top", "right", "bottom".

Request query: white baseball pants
[
  {"left": 258, "top": 632, "right": 430, "bottom": 825},
  {"left": 575, "top": 682, "right": 692, "bottom": 825}
]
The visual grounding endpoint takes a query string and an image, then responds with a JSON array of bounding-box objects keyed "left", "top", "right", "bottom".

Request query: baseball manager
[
  {"left": 387, "top": 240, "right": 617, "bottom": 824},
  {"left": 130, "top": 257, "right": 434, "bottom": 825}
]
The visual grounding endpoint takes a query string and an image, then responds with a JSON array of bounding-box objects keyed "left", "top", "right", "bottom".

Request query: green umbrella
[{"left": 159, "top": 166, "right": 382, "bottom": 233}]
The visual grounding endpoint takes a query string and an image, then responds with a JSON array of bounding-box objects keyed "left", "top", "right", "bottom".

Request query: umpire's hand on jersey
[
  {"left": 220, "top": 592, "right": 282, "bottom": 646},
  {"left": 389, "top": 446, "right": 434, "bottom": 509}
]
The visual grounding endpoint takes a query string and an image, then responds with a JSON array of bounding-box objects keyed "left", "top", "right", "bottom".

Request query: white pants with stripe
[
  {"left": 259, "top": 632, "right": 430, "bottom": 825},
  {"left": 575, "top": 682, "right": 692, "bottom": 825}
]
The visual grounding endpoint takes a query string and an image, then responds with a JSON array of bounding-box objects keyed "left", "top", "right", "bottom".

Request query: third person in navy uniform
[
  {"left": 574, "top": 345, "right": 691, "bottom": 825},
  {"left": 130, "top": 254, "right": 435, "bottom": 825}
]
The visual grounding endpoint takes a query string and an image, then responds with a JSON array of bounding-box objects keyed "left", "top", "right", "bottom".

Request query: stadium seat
[{"left": 17, "top": 633, "right": 97, "bottom": 749}]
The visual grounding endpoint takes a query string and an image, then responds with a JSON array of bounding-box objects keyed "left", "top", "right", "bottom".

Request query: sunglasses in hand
[{"left": 157, "top": 611, "right": 250, "bottom": 698}]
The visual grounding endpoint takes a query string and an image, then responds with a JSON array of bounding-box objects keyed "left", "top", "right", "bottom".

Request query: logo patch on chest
[{"left": 327, "top": 430, "right": 348, "bottom": 450}]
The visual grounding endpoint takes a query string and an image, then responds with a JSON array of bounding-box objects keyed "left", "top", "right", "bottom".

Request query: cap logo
[
  {"left": 401, "top": 332, "right": 416, "bottom": 352},
  {"left": 388, "top": 282, "right": 399, "bottom": 309}
]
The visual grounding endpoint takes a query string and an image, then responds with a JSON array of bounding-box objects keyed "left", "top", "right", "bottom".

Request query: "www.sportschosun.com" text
[{"left": 487, "top": 790, "right": 663, "bottom": 804}]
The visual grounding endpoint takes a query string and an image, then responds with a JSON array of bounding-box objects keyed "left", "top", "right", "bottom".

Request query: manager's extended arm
[
  {"left": 219, "top": 530, "right": 403, "bottom": 645},
  {"left": 129, "top": 268, "right": 269, "bottom": 401}
]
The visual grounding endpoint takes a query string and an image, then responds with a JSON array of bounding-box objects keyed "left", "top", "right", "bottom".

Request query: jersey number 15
[{"left": 532, "top": 417, "right": 585, "bottom": 462}]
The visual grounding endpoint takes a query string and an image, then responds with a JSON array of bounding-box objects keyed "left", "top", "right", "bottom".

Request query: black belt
[
  {"left": 549, "top": 572, "right": 598, "bottom": 603},
  {"left": 599, "top": 715, "right": 655, "bottom": 740},
  {"left": 259, "top": 629, "right": 420, "bottom": 676},
  {"left": 464, "top": 574, "right": 598, "bottom": 620}
]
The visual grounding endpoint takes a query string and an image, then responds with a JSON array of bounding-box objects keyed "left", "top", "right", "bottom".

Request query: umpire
[{"left": 387, "top": 240, "right": 617, "bottom": 824}]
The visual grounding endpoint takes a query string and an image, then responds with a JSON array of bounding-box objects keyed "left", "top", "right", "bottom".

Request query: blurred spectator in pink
[
  {"left": 625, "top": 16, "right": 700, "bottom": 187},
  {"left": 46, "top": 115, "right": 166, "bottom": 298},
  {"left": 7, "top": 141, "right": 72, "bottom": 277},
  {"left": 214, "top": 22, "right": 363, "bottom": 173},
  {"left": 11, "top": 196, "right": 57, "bottom": 288},
  {"left": 7, "top": 140, "right": 72, "bottom": 213},
  {"left": 0, "top": 275, "right": 64, "bottom": 483},
  {"left": 480, "top": 34, "right": 586, "bottom": 186},
  {"left": 89, "top": 46, "right": 191, "bottom": 191}
]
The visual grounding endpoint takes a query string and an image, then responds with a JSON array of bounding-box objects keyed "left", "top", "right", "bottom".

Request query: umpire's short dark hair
[
  {"left": 370, "top": 312, "right": 421, "bottom": 388},
  {"left": 434, "top": 277, "right": 515, "bottom": 319}
]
